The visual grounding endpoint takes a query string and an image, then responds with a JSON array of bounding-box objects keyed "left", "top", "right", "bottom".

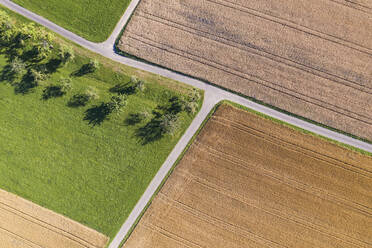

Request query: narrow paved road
[{"left": 1, "top": 1, "right": 371, "bottom": 248}]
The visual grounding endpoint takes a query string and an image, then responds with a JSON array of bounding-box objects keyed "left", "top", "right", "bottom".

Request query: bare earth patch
[
  {"left": 123, "top": 104, "right": 372, "bottom": 248},
  {"left": 118, "top": 0, "right": 372, "bottom": 141},
  {"left": 0, "top": 189, "right": 108, "bottom": 248}
]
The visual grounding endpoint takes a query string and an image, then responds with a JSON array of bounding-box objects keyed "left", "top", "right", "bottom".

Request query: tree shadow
[
  {"left": 125, "top": 113, "right": 144, "bottom": 126},
  {"left": 20, "top": 49, "right": 43, "bottom": 63},
  {"left": 136, "top": 117, "right": 164, "bottom": 145},
  {"left": 109, "top": 83, "right": 137, "bottom": 95},
  {"left": 167, "top": 96, "right": 185, "bottom": 114},
  {"left": 0, "top": 64, "right": 17, "bottom": 83},
  {"left": 42, "top": 85, "right": 65, "bottom": 100},
  {"left": 67, "top": 93, "right": 90, "bottom": 108},
  {"left": 13, "top": 73, "right": 38, "bottom": 94},
  {"left": 83, "top": 103, "right": 112, "bottom": 126},
  {"left": 43, "top": 58, "right": 62, "bottom": 74},
  {"left": 71, "top": 63, "right": 95, "bottom": 77}
]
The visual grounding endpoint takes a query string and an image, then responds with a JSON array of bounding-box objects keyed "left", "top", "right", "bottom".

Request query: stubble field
[
  {"left": 0, "top": 189, "right": 108, "bottom": 248},
  {"left": 118, "top": 0, "right": 372, "bottom": 141},
  {"left": 123, "top": 104, "right": 372, "bottom": 248}
]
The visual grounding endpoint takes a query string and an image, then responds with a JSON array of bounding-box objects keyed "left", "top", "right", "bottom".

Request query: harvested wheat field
[
  {"left": 123, "top": 104, "right": 372, "bottom": 248},
  {"left": 0, "top": 189, "right": 108, "bottom": 248},
  {"left": 118, "top": 0, "right": 372, "bottom": 141}
]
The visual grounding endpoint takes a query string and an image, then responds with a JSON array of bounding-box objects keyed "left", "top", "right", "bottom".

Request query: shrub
[
  {"left": 189, "top": 88, "right": 201, "bottom": 102},
  {"left": 85, "top": 86, "right": 99, "bottom": 100},
  {"left": 129, "top": 76, "right": 138, "bottom": 84},
  {"left": 59, "top": 77, "right": 73, "bottom": 92},
  {"left": 185, "top": 101, "right": 198, "bottom": 114},
  {"left": 139, "top": 110, "right": 151, "bottom": 120}
]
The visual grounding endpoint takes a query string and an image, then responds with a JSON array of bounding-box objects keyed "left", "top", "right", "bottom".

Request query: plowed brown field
[
  {"left": 0, "top": 189, "right": 108, "bottom": 248},
  {"left": 123, "top": 104, "right": 372, "bottom": 248},
  {"left": 118, "top": 0, "right": 372, "bottom": 141}
]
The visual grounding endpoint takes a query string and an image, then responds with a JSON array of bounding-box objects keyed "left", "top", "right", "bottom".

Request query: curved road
[{"left": 1, "top": 1, "right": 371, "bottom": 247}]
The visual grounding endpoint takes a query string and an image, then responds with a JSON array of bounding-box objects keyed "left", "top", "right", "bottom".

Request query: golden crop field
[
  {"left": 0, "top": 189, "right": 108, "bottom": 248},
  {"left": 123, "top": 104, "right": 372, "bottom": 248},
  {"left": 118, "top": 0, "right": 372, "bottom": 141}
]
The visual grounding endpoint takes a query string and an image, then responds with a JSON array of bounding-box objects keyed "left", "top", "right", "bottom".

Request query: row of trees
[{"left": 0, "top": 10, "right": 202, "bottom": 143}]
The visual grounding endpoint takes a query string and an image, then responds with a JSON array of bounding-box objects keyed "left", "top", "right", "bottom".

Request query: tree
[
  {"left": 10, "top": 23, "right": 54, "bottom": 59},
  {"left": 29, "top": 68, "right": 47, "bottom": 83},
  {"left": 15, "top": 23, "right": 38, "bottom": 47},
  {"left": 33, "top": 28, "right": 55, "bottom": 60},
  {"left": 159, "top": 114, "right": 179, "bottom": 135},
  {"left": 87, "top": 59, "right": 100, "bottom": 73},
  {"left": 185, "top": 101, "right": 198, "bottom": 114},
  {"left": 58, "top": 45, "right": 75, "bottom": 65},
  {"left": 0, "top": 10, "right": 11, "bottom": 33},
  {"left": 0, "top": 12, "right": 15, "bottom": 45},
  {"left": 136, "top": 80, "right": 146, "bottom": 92},
  {"left": 9, "top": 57, "right": 26, "bottom": 76},
  {"left": 59, "top": 77, "right": 73, "bottom": 93},
  {"left": 108, "top": 94, "right": 127, "bottom": 113}
]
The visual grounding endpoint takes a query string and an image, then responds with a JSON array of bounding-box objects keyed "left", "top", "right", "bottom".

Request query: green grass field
[
  {"left": 0, "top": 6, "right": 202, "bottom": 240},
  {"left": 12, "top": 0, "right": 131, "bottom": 42}
]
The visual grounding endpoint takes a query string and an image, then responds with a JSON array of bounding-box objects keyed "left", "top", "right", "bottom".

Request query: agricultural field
[
  {"left": 118, "top": 0, "right": 372, "bottom": 141},
  {"left": 12, "top": 0, "right": 132, "bottom": 42},
  {"left": 0, "top": 6, "right": 202, "bottom": 242},
  {"left": 123, "top": 104, "right": 372, "bottom": 248},
  {"left": 0, "top": 189, "right": 108, "bottom": 248}
]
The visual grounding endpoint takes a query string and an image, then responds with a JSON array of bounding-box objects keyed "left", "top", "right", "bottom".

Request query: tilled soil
[
  {"left": 119, "top": 0, "right": 372, "bottom": 141},
  {"left": 0, "top": 189, "right": 108, "bottom": 248},
  {"left": 123, "top": 104, "right": 372, "bottom": 248}
]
